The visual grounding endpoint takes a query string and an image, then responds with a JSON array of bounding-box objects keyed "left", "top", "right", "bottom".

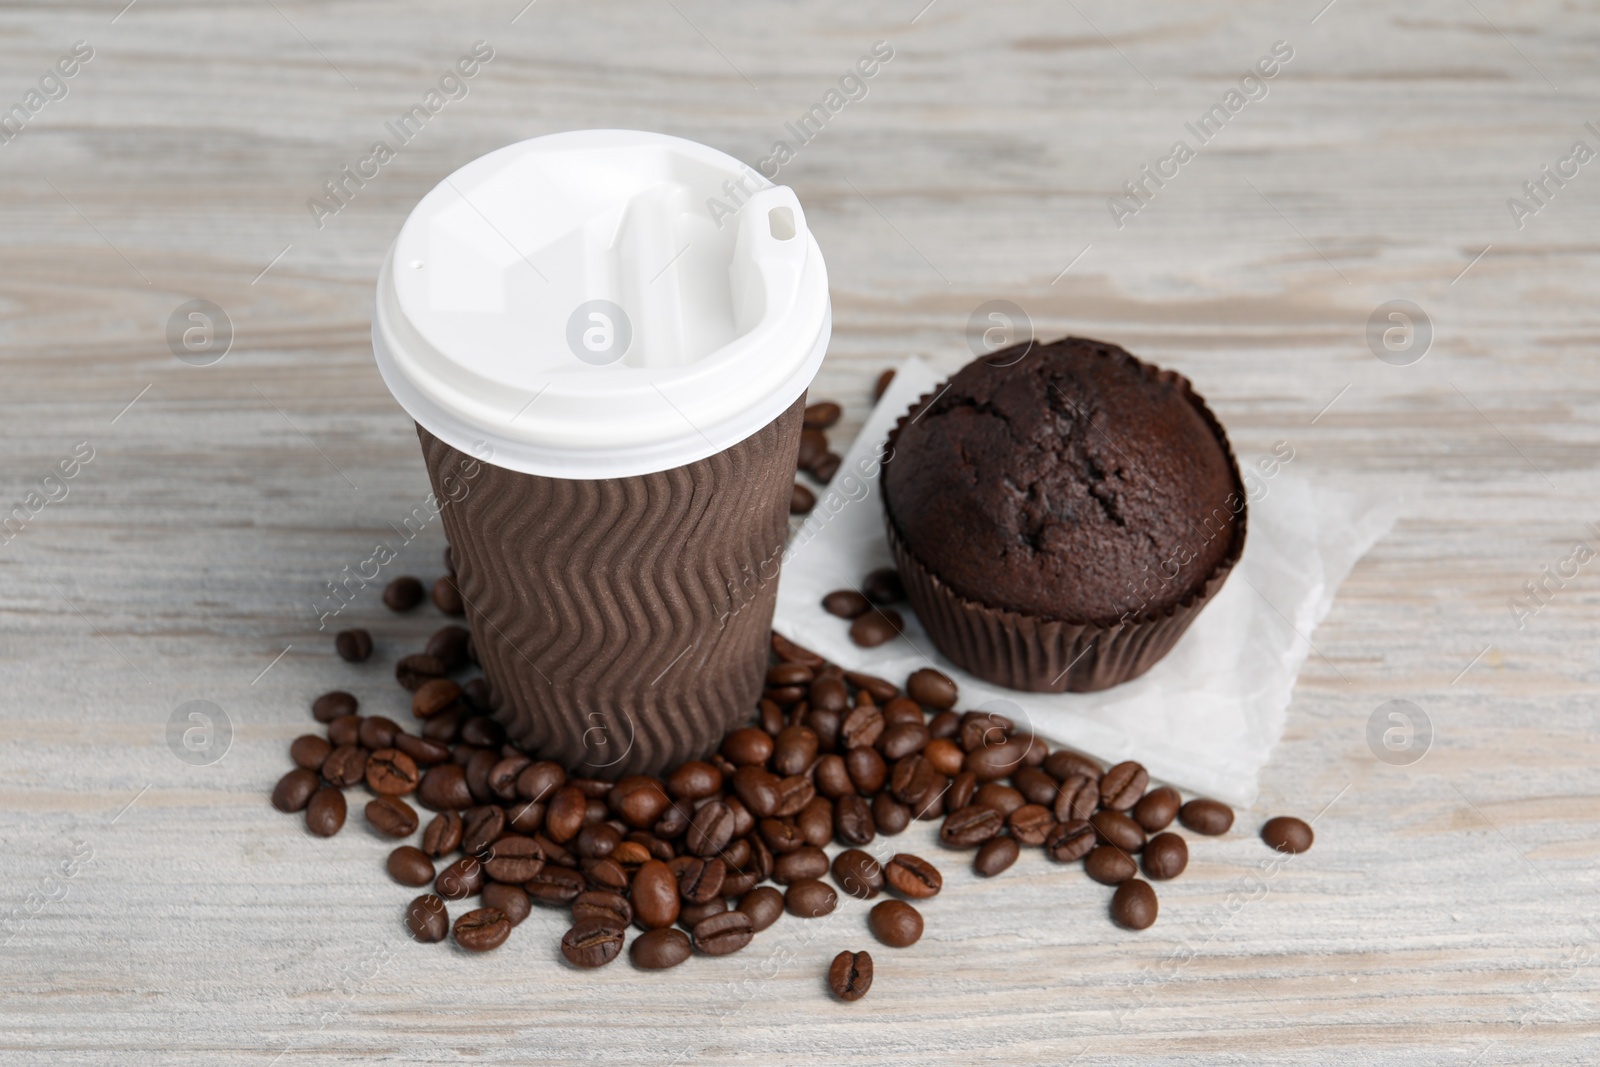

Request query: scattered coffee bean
[
  {"left": 425, "top": 625, "right": 471, "bottom": 672},
  {"left": 435, "top": 856, "right": 485, "bottom": 900},
  {"left": 432, "top": 575, "right": 465, "bottom": 616},
  {"left": 941, "top": 805, "right": 1003, "bottom": 848},
  {"left": 871, "top": 793, "right": 911, "bottom": 835},
  {"left": 829, "top": 950, "right": 873, "bottom": 1002},
  {"left": 1142, "top": 832, "right": 1188, "bottom": 880},
  {"left": 1179, "top": 798, "right": 1234, "bottom": 836},
  {"left": 798, "top": 428, "right": 827, "bottom": 470},
  {"left": 1099, "top": 761, "right": 1149, "bottom": 811},
  {"left": 1008, "top": 804, "right": 1056, "bottom": 846},
  {"left": 306, "top": 786, "right": 346, "bottom": 836},
  {"left": 482, "top": 835, "right": 544, "bottom": 883},
  {"left": 526, "top": 865, "right": 586, "bottom": 906},
  {"left": 738, "top": 886, "right": 785, "bottom": 932},
  {"left": 327, "top": 715, "right": 361, "bottom": 748},
  {"left": 812, "top": 452, "right": 841, "bottom": 483},
  {"left": 862, "top": 567, "right": 904, "bottom": 605},
  {"left": 882, "top": 854, "right": 942, "bottom": 899},
  {"left": 790, "top": 483, "right": 816, "bottom": 515},
  {"left": 366, "top": 748, "right": 420, "bottom": 796},
  {"left": 974, "top": 836, "right": 1019, "bottom": 877},
  {"left": 1091, "top": 810, "right": 1147, "bottom": 853},
  {"left": 1111, "top": 878, "right": 1159, "bottom": 930},
  {"left": 785, "top": 878, "right": 838, "bottom": 918},
  {"left": 1261, "top": 816, "right": 1314, "bottom": 854},
  {"left": 803, "top": 401, "right": 841, "bottom": 429},
  {"left": 1046, "top": 819, "right": 1096, "bottom": 862},
  {"left": 412, "top": 678, "right": 462, "bottom": 719},
  {"left": 395, "top": 653, "right": 447, "bottom": 691},
  {"left": 405, "top": 893, "right": 448, "bottom": 943},
  {"left": 773, "top": 846, "right": 829, "bottom": 885},
  {"left": 1054, "top": 773, "right": 1098, "bottom": 823},
  {"left": 272, "top": 768, "right": 319, "bottom": 813},
  {"left": 357, "top": 715, "right": 399, "bottom": 751},
  {"left": 873, "top": 368, "right": 895, "bottom": 400},
  {"left": 849, "top": 609, "right": 902, "bottom": 648},
  {"left": 1085, "top": 845, "right": 1138, "bottom": 885},
  {"left": 561, "top": 918, "right": 624, "bottom": 967},
  {"left": 868, "top": 899, "right": 923, "bottom": 948},
  {"left": 334, "top": 628, "right": 373, "bottom": 663},
  {"left": 905, "top": 668, "right": 956, "bottom": 709},
  {"left": 394, "top": 731, "right": 450, "bottom": 767},
  {"left": 383, "top": 576, "right": 425, "bottom": 612},
  {"left": 417, "top": 763, "right": 473, "bottom": 811},
  {"left": 483, "top": 882, "right": 531, "bottom": 927},
  {"left": 631, "top": 927, "right": 692, "bottom": 969},
  {"left": 693, "top": 910, "right": 754, "bottom": 956},
  {"left": 311, "top": 690, "right": 357, "bottom": 723},
  {"left": 572, "top": 889, "right": 633, "bottom": 928},
  {"left": 831, "top": 849, "right": 884, "bottom": 900},
  {"left": 421, "top": 810, "right": 463, "bottom": 856},
  {"left": 387, "top": 845, "right": 436, "bottom": 887},
  {"left": 1133, "top": 785, "right": 1181, "bottom": 832},
  {"left": 366, "top": 796, "right": 419, "bottom": 838},
  {"left": 822, "top": 590, "right": 872, "bottom": 619}
]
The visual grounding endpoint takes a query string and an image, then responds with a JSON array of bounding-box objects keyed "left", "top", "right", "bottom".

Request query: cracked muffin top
[{"left": 882, "top": 337, "right": 1242, "bottom": 624}]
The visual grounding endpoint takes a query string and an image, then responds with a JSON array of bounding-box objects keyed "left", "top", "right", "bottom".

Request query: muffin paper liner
[{"left": 882, "top": 353, "right": 1247, "bottom": 693}]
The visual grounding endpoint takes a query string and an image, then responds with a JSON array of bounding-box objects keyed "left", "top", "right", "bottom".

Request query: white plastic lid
[{"left": 373, "top": 130, "right": 831, "bottom": 479}]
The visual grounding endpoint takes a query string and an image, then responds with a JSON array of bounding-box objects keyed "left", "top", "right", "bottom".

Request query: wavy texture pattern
[{"left": 416, "top": 397, "right": 802, "bottom": 778}]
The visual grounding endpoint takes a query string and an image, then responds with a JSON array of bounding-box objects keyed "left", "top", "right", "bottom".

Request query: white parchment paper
[{"left": 775, "top": 357, "right": 1396, "bottom": 807}]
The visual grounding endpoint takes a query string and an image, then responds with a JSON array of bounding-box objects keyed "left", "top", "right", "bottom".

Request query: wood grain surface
[{"left": 2, "top": 1, "right": 1598, "bottom": 1064}]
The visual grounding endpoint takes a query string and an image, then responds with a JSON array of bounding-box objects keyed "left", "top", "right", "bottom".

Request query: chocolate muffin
[{"left": 882, "top": 337, "right": 1245, "bottom": 692}]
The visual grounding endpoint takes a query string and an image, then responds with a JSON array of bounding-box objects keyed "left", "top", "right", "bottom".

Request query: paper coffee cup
[{"left": 373, "top": 130, "right": 830, "bottom": 776}]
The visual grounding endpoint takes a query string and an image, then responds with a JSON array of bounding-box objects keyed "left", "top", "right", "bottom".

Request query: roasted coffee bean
[
  {"left": 831, "top": 848, "right": 884, "bottom": 900},
  {"left": 1053, "top": 774, "right": 1098, "bottom": 823},
  {"left": 772, "top": 775, "right": 815, "bottom": 818},
  {"left": 813, "top": 755, "right": 854, "bottom": 800},
  {"left": 937, "top": 771, "right": 972, "bottom": 813},
  {"left": 959, "top": 710, "right": 1013, "bottom": 752},
  {"left": 573, "top": 889, "right": 632, "bottom": 928},
  {"left": 394, "top": 731, "right": 451, "bottom": 767},
  {"left": 813, "top": 451, "right": 842, "bottom": 482},
  {"left": 575, "top": 821, "right": 620, "bottom": 859},
  {"left": 582, "top": 857, "right": 630, "bottom": 892},
  {"left": 1046, "top": 819, "right": 1096, "bottom": 862},
  {"left": 366, "top": 796, "right": 419, "bottom": 838},
  {"left": 312, "top": 690, "right": 357, "bottom": 723},
  {"left": 417, "top": 763, "right": 473, "bottom": 811},
  {"left": 798, "top": 427, "right": 827, "bottom": 470},
  {"left": 693, "top": 909, "right": 754, "bottom": 956},
  {"left": 772, "top": 725, "right": 819, "bottom": 777},
  {"left": 1133, "top": 786, "right": 1181, "bottom": 832},
  {"left": 1111, "top": 878, "right": 1159, "bottom": 930},
  {"left": 334, "top": 628, "right": 373, "bottom": 663},
  {"left": 966, "top": 737, "right": 1030, "bottom": 781},
  {"left": 879, "top": 722, "right": 930, "bottom": 762},
  {"left": 809, "top": 675, "right": 850, "bottom": 713},
  {"left": 845, "top": 746, "right": 887, "bottom": 793},
  {"left": 395, "top": 653, "right": 447, "bottom": 691},
  {"left": 306, "top": 786, "right": 346, "bottom": 836},
  {"left": 1085, "top": 845, "right": 1138, "bottom": 885},
  {"left": 483, "top": 835, "right": 544, "bottom": 883},
  {"left": 545, "top": 786, "right": 588, "bottom": 843},
  {"left": 665, "top": 760, "right": 722, "bottom": 802},
  {"left": 611, "top": 840, "right": 652, "bottom": 867},
  {"left": 1179, "top": 798, "right": 1234, "bottom": 836},
  {"left": 561, "top": 918, "right": 624, "bottom": 967},
  {"left": 678, "top": 898, "right": 727, "bottom": 931},
  {"left": 731, "top": 766, "right": 781, "bottom": 818},
  {"left": 412, "top": 679, "right": 462, "bottom": 720},
  {"left": 735, "top": 885, "right": 783, "bottom": 933},
  {"left": 797, "top": 798, "right": 833, "bottom": 850},
  {"left": 835, "top": 794, "right": 875, "bottom": 846},
  {"left": 723, "top": 795, "right": 756, "bottom": 839},
  {"left": 460, "top": 715, "right": 504, "bottom": 749},
  {"left": 840, "top": 705, "right": 885, "bottom": 750},
  {"left": 431, "top": 575, "right": 464, "bottom": 616},
  {"left": 722, "top": 727, "right": 774, "bottom": 766},
  {"left": 631, "top": 859, "right": 680, "bottom": 929},
  {"left": 909, "top": 782, "right": 948, "bottom": 822},
  {"left": 868, "top": 899, "right": 923, "bottom": 948},
  {"left": 1261, "top": 816, "right": 1314, "bottom": 854},
  {"left": 610, "top": 776, "right": 671, "bottom": 829},
  {"left": 678, "top": 857, "right": 727, "bottom": 904},
  {"left": 829, "top": 950, "right": 873, "bottom": 1002},
  {"left": 631, "top": 926, "right": 692, "bottom": 969},
  {"left": 849, "top": 609, "right": 902, "bottom": 648},
  {"left": 356, "top": 715, "right": 399, "bottom": 751},
  {"left": 760, "top": 818, "right": 806, "bottom": 854},
  {"left": 784, "top": 878, "right": 837, "bottom": 918},
  {"left": 1099, "top": 761, "right": 1149, "bottom": 811},
  {"left": 1008, "top": 804, "right": 1057, "bottom": 846},
  {"left": 505, "top": 800, "right": 545, "bottom": 835},
  {"left": 686, "top": 801, "right": 735, "bottom": 857},
  {"left": 790, "top": 483, "right": 817, "bottom": 515},
  {"left": 1044, "top": 749, "right": 1102, "bottom": 783},
  {"left": 487, "top": 755, "right": 531, "bottom": 802},
  {"left": 772, "top": 631, "right": 826, "bottom": 667},
  {"left": 774, "top": 846, "right": 829, "bottom": 886},
  {"left": 516, "top": 760, "right": 567, "bottom": 803},
  {"left": 941, "top": 805, "right": 1004, "bottom": 848},
  {"left": 821, "top": 590, "right": 873, "bottom": 624},
  {"left": 655, "top": 799, "right": 692, "bottom": 840},
  {"left": 974, "top": 836, "right": 1020, "bottom": 877},
  {"left": 747, "top": 835, "right": 775, "bottom": 880},
  {"left": 272, "top": 768, "right": 319, "bottom": 813},
  {"left": 421, "top": 810, "right": 463, "bottom": 857},
  {"left": 804, "top": 704, "right": 842, "bottom": 752},
  {"left": 526, "top": 865, "right": 586, "bottom": 906},
  {"left": 383, "top": 575, "right": 426, "bottom": 611},
  {"left": 321, "top": 744, "right": 368, "bottom": 789},
  {"left": 327, "top": 715, "right": 362, "bottom": 748},
  {"left": 405, "top": 893, "right": 448, "bottom": 943},
  {"left": 921, "top": 738, "right": 964, "bottom": 778},
  {"left": 758, "top": 699, "right": 786, "bottom": 735},
  {"left": 387, "top": 845, "right": 436, "bottom": 887},
  {"left": 1091, "top": 810, "right": 1147, "bottom": 852},
  {"left": 483, "top": 882, "right": 531, "bottom": 926},
  {"left": 889, "top": 754, "right": 939, "bottom": 806},
  {"left": 928, "top": 709, "right": 961, "bottom": 740},
  {"left": 766, "top": 662, "right": 813, "bottom": 687},
  {"left": 862, "top": 567, "right": 904, "bottom": 605},
  {"left": 905, "top": 668, "right": 957, "bottom": 709},
  {"left": 845, "top": 670, "right": 898, "bottom": 702},
  {"left": 366, "top": 748, "right": 420, "bottom": 796},
  {"left": 873, "top": 368, "right": 895, "bottom": 400},
  {"left": 1012, "top": 766, "right": 1058, "bottom": 807},
  {"left": 1142, "top": 832, "right": 1188, "bottom": 880},
  {"left": 420, "top": 707, "right": 466, "bottom": 743},
  {"left": 425, "top": 624, "right": 471, "bottom": 672},
  {"left": 803, "top": 401, "right": 841, "bottom": 429},
  {"left": 1014, "top": 733, "right": 1047, "bottom": 768},
  {"left": 871, "top": 793, "right": 911, "bottom": 835},
  {"left": 435, "top": 856, "right": 485, "bottom": 900},
  {"left": 883, "top": 853, "right": 942, "bottom": 899}
]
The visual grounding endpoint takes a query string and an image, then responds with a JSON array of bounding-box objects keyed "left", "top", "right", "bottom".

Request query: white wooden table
[{"left": 3, "top": 1, "right": 1597, "bottom": 1063}]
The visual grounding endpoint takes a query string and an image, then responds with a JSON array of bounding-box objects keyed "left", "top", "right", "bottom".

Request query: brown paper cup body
[
  {"left": 882, "top": 363, "right": 1246, "bottom": 694},
  {"left": 417, "top": 396, "right": 802, "bottom": 777}
]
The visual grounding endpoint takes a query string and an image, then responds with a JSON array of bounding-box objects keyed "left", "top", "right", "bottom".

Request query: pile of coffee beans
[
  {"left": 270, "top": 553, "right": 1312, "bottom": 1002},
  {"left": 792, "top": 399, "right": 845, "bottom": 516}
]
